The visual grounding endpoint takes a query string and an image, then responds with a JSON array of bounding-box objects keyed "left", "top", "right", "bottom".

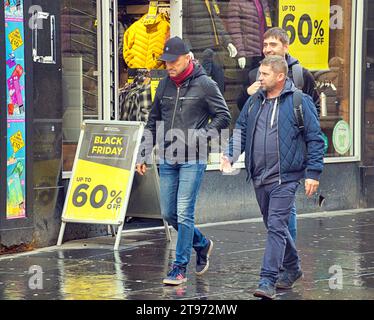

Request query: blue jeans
[
  {"left": 159, "top": 162, "right": 209, "bottom": 269},
  {"left": 254, "top": 181, "right": 301, "bottom": 285},
  {"left": 288, "top": 202, "right": 297, "bottom": 242}
]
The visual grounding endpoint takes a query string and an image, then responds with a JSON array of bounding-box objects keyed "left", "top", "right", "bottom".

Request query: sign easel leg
[
  {"left": 114, "top": 224, "right": 124, "bottom": 250},
  {"left": 163, "top": 220, "right": 171, "bottom": 241},
  {"left": 57, "top": 221, "right": 66, "bottom": 246}
]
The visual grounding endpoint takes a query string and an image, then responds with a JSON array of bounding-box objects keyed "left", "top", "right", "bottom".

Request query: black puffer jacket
[
  {"left": 140, "top": 63, "right": 231, "bottom": 163},
  {"left": 183, "top": 0, "right": 232, "bottom": 52}
]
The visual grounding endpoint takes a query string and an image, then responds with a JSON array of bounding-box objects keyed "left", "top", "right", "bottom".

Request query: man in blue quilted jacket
[{"left": 221, "top": 55, "right": 324, "bottom": 299}]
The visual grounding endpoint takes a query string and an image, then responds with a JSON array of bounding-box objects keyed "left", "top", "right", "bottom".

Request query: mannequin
[
  {"left": 226, "top": 0, "right": 271, "bottom": 69},
  {"left": 183, "top": 0, "right": 238, "bottom": 60}
]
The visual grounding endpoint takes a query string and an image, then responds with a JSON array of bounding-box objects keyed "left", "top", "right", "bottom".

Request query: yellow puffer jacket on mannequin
[{"left": 123, "top": 13, "right": 170, "bottom": 70}]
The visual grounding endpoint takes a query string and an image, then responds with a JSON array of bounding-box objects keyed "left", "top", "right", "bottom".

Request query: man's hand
[
  {"left": 136, "top": 163, "right": 147, "bottom": 176},
  {"left": 305, "top": 178, "right": 319, "bottom": 198},
  {"left": 247, "top": 81, "right": 261, "bottom": 96},
  {"left": 220, "top": 155, "right": 233, "bottom": 173}
]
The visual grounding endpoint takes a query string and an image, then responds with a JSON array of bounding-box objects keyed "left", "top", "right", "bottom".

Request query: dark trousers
[{"left": 254, "top": 181, "right": 301, "bottom": 285}]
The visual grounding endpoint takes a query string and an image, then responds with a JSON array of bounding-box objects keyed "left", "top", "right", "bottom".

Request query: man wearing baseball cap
[{"left": 136, "top": 36, "right": 231, "bottom": 285}]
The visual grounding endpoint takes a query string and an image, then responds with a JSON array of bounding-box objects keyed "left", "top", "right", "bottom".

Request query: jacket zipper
[
  {"left": 276, "top": 101, "right": 282, "bottom": 185},
  {"left": 171, "top": 87, "right": 180, "bottom": 131},
  {"left": 262, "top": 106, "right": 268, "bottom": 185},
  {"left": 248, "top": 101, "right": 262, "bottom": 180}
]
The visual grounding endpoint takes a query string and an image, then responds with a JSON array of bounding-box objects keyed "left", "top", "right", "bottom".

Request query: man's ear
[
  {"left": 283, "top": 43, "right": 289, "bottom": 54},
  {"left": 277, "top": 72, "right": 286, "bottom": 82}
]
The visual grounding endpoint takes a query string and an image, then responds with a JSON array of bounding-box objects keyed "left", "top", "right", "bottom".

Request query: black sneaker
[
  {"left": 276, "top": 269, "right": 303, "bottom": 289},
  {"left": 196, "top": 239, "right": 214, "bottom": 275},
  {"left": 163, "top": 265, "right": 187, "bottom": 285},
  {"left": 253, "top": 279, "right": 276, "bottom": 299}
]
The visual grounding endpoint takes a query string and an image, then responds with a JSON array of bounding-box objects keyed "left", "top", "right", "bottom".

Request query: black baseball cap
[{"left": 159, "top": 36, "right": 190, "bottom": 62}]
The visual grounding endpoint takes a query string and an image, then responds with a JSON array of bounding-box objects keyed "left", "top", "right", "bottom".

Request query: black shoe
[
  {"left": 196, "top": 239, "right": 214, "bottom": 276},
  {"left": 276, "top": 269, "right": 303, "bottom": 289},
  {"left": 253, "top": 279, "right": 276, "bottom": 299}
]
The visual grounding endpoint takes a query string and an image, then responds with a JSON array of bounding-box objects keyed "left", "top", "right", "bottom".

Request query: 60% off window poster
[{"left": 279, "top": 0, "right": 330, "bottom": 70}]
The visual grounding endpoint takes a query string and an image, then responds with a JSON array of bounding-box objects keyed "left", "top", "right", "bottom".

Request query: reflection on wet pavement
[{"left": 0, "top": 210, "right": 374, "bottom": 300}]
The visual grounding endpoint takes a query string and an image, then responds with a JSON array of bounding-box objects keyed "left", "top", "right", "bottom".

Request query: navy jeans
[
  {"left": 159, "top": 162, "right": 209, "bottom": 269},
  {"left": 254, "top": 181, "right": 301, "bottom": 285}
]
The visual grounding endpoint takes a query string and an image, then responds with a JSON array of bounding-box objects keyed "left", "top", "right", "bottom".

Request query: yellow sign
[
  {"left": 64, "top": 159, "right": 130, "bottom": 222},
  {"left": 10, "top": 130, "right": 25, "bottom": 153},
  {"left": 8, "top": 28, "right": 24, "bottom": 51},
  {"left": 58, "top": 121, "right": 145, "bottom": 250},
  {"left": 279, "top": 0, "right": 330, "bottom": 70}
]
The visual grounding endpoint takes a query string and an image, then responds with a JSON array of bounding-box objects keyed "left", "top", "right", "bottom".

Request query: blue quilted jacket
[{"left": 226, "top": 79, "right": 324, "bottom": 184}]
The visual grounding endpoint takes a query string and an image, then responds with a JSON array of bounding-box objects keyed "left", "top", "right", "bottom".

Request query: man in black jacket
[{"left": 136, "top": 37, "right": 231, "bottom": 286}]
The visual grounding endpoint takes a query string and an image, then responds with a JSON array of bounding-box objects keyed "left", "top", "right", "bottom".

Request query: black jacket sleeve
[
  {"left": 302, "top": 68, "right": 321, "bottom": 117},
  {"left": 136, "top": 80, "right": 164, "bottom": 164},
  {"left": 201, "top": 76, "right": 232, "bottom": 132}
]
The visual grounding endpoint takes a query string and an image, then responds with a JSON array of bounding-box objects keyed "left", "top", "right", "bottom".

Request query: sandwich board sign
[{"left": 57, "top": 120, "right": 169, "bottom": 250}]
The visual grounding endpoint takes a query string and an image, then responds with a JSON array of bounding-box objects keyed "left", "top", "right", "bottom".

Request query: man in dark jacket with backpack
[
  {"left": 237, "top": 27, "right": 320, "bottom": 243},
  {"left": 237, "top": 27, "right": 320, "bottom": 116},
  {"left": 221, "top": 55, "right": 324, "bottom": 299},
  {"left": 136, "top": 37, "right": 231, "bottom": 286}
]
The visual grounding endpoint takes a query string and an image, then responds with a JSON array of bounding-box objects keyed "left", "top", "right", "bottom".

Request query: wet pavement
[{"left": 0, "top": 209, "right": 374, "bottom": 300}]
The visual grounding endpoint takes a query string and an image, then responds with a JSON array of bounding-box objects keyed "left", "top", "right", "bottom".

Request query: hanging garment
[
  {"left": 226, "top": 0, "right": 270, "bottom": 58},
  {"left": 201, "top": 48, "right": 225, "bottom": 94},
  {"left": 119, "top": 82, "right": 152, "bottom": 122},
  {"left": 123, "top": 13, "right": 170, "bottom": 70},
  {"left": 182, "top": 0, "right": 232, "bottom": 53}
]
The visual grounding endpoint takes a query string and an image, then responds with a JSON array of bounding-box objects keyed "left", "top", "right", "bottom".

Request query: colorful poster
[
  {"left": 6, "top": 121, "right": 26, "bottom": 218},
  {"left": 278, "top": 0, "right": 330, "bottom": 70},
  {"left": 4, "top": 0, "right": 26, "bottom": 219}
]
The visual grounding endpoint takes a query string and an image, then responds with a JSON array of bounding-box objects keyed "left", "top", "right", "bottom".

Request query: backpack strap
[
  {"left": 293, "top": 89, "right": 304, "bottom": 132},
  {"left": 291, "top": 64, "right": 304, "bottom": 89}
]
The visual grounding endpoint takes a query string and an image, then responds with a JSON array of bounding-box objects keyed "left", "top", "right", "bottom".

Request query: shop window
[
  {"left": 363, "top": 0, "right": 374, "bottom": 165},
  {"left": 117, "top": 0, "right": 170, "bottom": 123},
  {"left": 182, "top": 0, "right": 356, "bottom": 166},
  {"left": 315, "top": 0, "right": 354, "bottom": 158}
]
